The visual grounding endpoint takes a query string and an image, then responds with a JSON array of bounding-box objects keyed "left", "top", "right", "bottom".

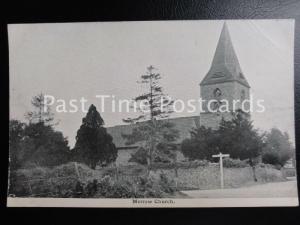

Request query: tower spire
[{"left": 200, "top": 22, "right": 250, "bottom": 87}]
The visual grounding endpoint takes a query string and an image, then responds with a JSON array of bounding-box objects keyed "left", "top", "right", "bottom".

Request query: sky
[{"left": 8, "top": 20, "right": 295, "bottom": 147}]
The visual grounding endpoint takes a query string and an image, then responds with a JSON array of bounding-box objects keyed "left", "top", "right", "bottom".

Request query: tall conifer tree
[
  {"left": 123, "top": 66, "right": 178, "bottom": 170},
  {"left": 74, "top": 104, "right": 117, "bottom": 169}
]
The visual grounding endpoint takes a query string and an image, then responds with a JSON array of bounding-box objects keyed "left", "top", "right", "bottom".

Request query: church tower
[{"left": 200, "top": 22, "right": 250, "bottom": 129}]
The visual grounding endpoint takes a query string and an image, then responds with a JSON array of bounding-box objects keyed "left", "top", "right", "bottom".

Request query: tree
[
  {"left": 181, "top": 126, "right": 219, "bottom": 160},
  {"left": 9, "top": 93, "right": 70, "bottom": 169},
  {"left": 73, "top": 104, "right": 117, "bottom": 169},
  {"left": 23, "top": 123, "right": 71, "bottom": 167},
  {"left": 218, "top": 112, "right": 265, "bottom": 161},
  {"left": 9, "top": 120, "right": 26, "bottom": 170},
  {"left": 128, "top": 147, "right": 148, "bottom": 165},
  {"left": 181, "top": 111, "right": 265, "bottom": 181},
  {"left": 218, "top": 112, "right": 265, "bottom": 181},
  {"left": 122, "top": 66, "right": 178, "bottom": 169},
  {"left": 127, "top": 122, "right": 179, "bottom": 165},
  {"left": 262, "top": 128, "right": 294, "bottom": 167},
  {"left": 25, "top": 93, "right": 55, "bottom": 125},
  {"left": 9, "top": 119, "right": 71, "bottom": 168}
]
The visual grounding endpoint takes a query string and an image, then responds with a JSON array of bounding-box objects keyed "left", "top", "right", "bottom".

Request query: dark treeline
[
  {"left": 9, "top": 94, "right": 117, "bottom": 170},
  {"left": 10, "top": 91, "right": 295, "bottom": 171},
  {"left": 10, "top": 94, "right": 295, "bottom": 172},
  {"left": 181, "top": 110, "right": 295, "bottom": 168}
]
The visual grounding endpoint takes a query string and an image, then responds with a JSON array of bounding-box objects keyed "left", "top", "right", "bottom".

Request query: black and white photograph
[{"left": 7, "top": 19, "right": 298, "bottom": 207}]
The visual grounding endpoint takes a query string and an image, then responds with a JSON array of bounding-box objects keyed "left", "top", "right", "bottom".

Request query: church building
[
  {"left": 107, "top": 22, "right": 250, "bottom": 165},
  {"left": 200, "top": 22, "right": 250, "bottom": 128}
]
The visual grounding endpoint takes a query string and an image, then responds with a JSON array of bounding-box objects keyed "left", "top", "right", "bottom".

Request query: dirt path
[{"left": 181, "top": 180, "right": 298, "bottom": 198}]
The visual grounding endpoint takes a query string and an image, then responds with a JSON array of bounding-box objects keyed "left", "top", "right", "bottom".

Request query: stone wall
[
  {"left": 155, "top": 165, "right": 285, "bottom": 190},
  {"left": 116, "top": 148, "right": 186, "bottom": 166},
  {"left": 116, "top": 149, "right": 138, "bottom": 166},
  {"left": 200, "top": 82, "right": 236, "bottom": 112},
  {"left": 200, "top": 112, "right": 233, "bottom": 129}
]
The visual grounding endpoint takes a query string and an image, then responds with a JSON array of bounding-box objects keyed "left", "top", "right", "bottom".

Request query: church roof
[
  {"left": 107, "top": 116, "right": 200, "bottom": 149},
  {"left": 200, "top": 22, "right": 250, "bottom": 88}
]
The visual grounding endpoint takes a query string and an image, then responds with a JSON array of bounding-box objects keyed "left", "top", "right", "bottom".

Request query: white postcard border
[{"left": 7, "top": 197, "right": 299, "bottom": 208}]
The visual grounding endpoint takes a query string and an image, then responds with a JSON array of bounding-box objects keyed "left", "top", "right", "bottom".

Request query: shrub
[
  {"left": 262, "top": 128, "right": 294, "bottom": 167},
  {"left": 256, "top": 166, "right": 285, "bottom": 182},
  {"left": 262, "top": 151, "right": 292, "bottom": 168},
  {"left": 93, "top": 176, "right": 139, "bottom": 198},
  {"left": 158, "top": 172, "right": 176, "bottom": 193},
  {"left": 151, "top": 160, "right": 209, "bottom": 170},
  {"left": 9, "top": 161, "right": 178, "bottom": 198},
  {"left": 129, "top": 147, "right": 148, "bottom": 165},
  {"left": 262, "top": 152, "right": 280, "bottom": 166},
  {"left": 283, "top": 168, "right": 296, "bottom": 177},
  {"left": 223, "top": 158, "right": 248, "bottom": 168},
  {"left": 86, "top": 174, "right": 174, "bottom": 198},
  {"left": 9, "top": 120, "right": 71, "bottom": 169},
  {"left": 8, "top": 162, "right": 103, "bottom": 197},
  {"left": 136, "top": 175, "right": 163, "bottom": 198}
]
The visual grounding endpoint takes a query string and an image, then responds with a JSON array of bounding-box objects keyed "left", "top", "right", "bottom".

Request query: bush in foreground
[
  {"left": 76, "top": 173, "right": 175, "bottom": 198},
  {"left": 223, "top": 158, "right": 248, "bottom": 168},
  {"left": 9, "top": 161, "right": 286, "bottom": 197},
  {"left": 262, "top": 128, "right": 294, "bottom": 167},
  {"left": 8, "top": 162, "right": 175, "bottom": 198}
]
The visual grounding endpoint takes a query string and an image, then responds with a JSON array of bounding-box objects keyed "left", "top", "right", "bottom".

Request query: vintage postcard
[{"left": 7, "top": 20, "right": 298, "bottom": 207}]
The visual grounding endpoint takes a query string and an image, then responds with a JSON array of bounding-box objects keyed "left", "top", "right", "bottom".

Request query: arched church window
[
  {"left": 213, "top": 88, "right": 222, "bottom": 98},
  {"left": 212, "top": 88, "right": 222, "bottom": 111}
]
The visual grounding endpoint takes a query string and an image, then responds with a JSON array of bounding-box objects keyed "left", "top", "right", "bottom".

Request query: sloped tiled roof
[
  {"left": 200, "top": 23, "right": 250, "bottom": 88},
  {"left": 107, "top": 116, "right": 200, "bottom": 149}
]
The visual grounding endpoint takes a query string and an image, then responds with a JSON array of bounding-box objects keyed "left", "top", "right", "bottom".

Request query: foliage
[
  {"left": 176, "top": 160, "right": 209, "bottom": 168},
  {"left": 25, "top": 93, "right": 55, "bottom": 125},
  {"left": 90, "top": 173, "right": 175, "bottom": 198},
  {"left": 9, "top": 162, "right": 175, "bottom": 198},
  {"left": 158, "top": 172, "right": 176, "bottom": 193},
  {"left": 149, "top": 160, "right": 209, "bottom": 170},
  {"left": 129, "top": 137, "right": 179, "bottom": 165},
  {"left": 23, "top": 123, "right": 71, "bottom": 167},
  {"left": 181, "top": 111, "right": 265, "bottom": 182},
  {"left": 129, "top": 147, "right": 148, "bottom": 165},
  {"left": 262, "top": 152, "right": 281, "bottom": 166},
  {"left": 262, "top": 128, "right": 294, "bottom": 167},
  {"left": 222, "top": 158, "right": 249, "bottom": 168},
  {"left": 181, "top": 126, "right": 219, "bottom": 160},
  {"left": 123, "top": 65, "right": 174, "bottom": 122},
  {"left": 9, "top": 94, "right": 71, "bottom": 169},
  {"left": 8, "top": 162, "right": 102, "bottom": 197},
  {"left": 9, "top": 161, "right": 285, "bottom": 197},
  {"left": 181, "top": 111, "right": 265, "bottom": 162},
  {"left": 9, "top": 120, "right": 26, "bottom": 170},
  {"left": 122, "top": 66, "right": 178, "bottom": 167},
  {"left": 9, "top": 121, "right": 70, "bottom": 169},
  {"left": 218, "top": 112, "right": 265, "bottom": 161},
  {"left": 73, "top": 104, "right": 117, "bottom": 169}
]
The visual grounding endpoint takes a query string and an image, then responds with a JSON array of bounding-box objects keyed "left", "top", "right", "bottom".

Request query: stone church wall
[
  {"left": 200, "top": 80, "right": 250, "bottom": 129},
  {"left": 116, "top": 148, "right": 186, "bottom": 165},
  {"left": 233, "top": 82, "right": 250, "bottom": 111},
  {"left": 200, "top": 82, "right": 236, "bottom": 112},
  {"left": 116, "top": 149, "right": 138, "bottom": 166},
  {"left": 200, "top": 112, "right": 233, "bottom": 129}
]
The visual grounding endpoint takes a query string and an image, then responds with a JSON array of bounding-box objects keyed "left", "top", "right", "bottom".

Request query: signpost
[{"left": 212, "top": 152, "right": 230, "bottom": 189}]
